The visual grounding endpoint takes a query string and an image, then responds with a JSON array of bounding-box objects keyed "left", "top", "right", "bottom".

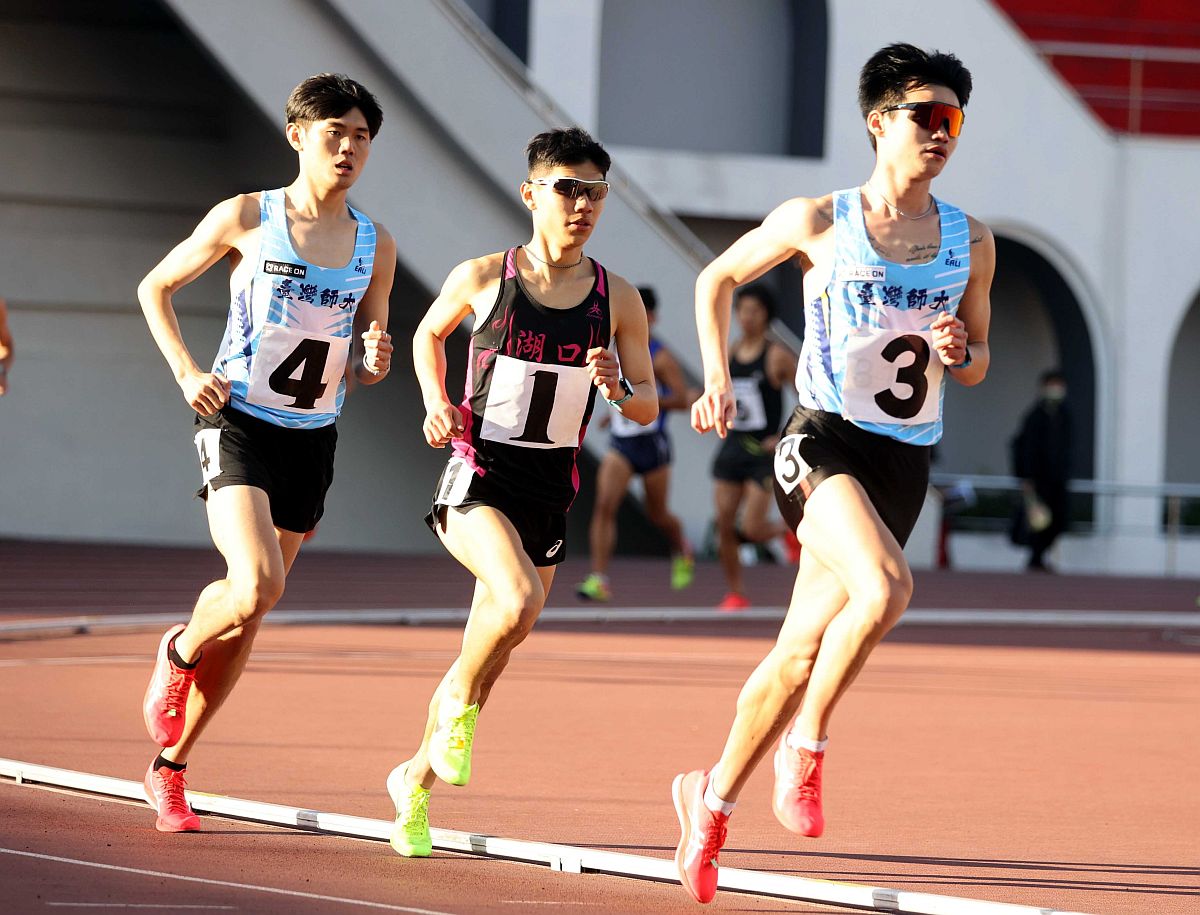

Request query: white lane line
[{"left": 0, "top": 848, "right": 456, "bottom": 915}]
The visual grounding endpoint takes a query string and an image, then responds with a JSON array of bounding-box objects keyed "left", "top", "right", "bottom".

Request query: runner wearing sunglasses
[
  {"left": 672, "top": 43, "right": 995, "bottom": 903},
  {"left": 388, "top": 127, "right": 658, "bottom": 857}
]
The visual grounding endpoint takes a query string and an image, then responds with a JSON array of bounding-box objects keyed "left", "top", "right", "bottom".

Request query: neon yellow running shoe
[
  {"left": 670, "top": 554, "right": 695, "bottom": 590},
  {"left": 386, "top": 760, "right": 432, "bottom": 857},
  {"left": 429, "top": 701, "right": 479, "bottom": 786},
  {"left": 576, "top": 573, "right": 612, "bottom": 602}
]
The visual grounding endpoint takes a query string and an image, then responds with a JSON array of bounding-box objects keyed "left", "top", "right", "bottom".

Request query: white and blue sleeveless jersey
[
  {"left": 214, "top": 188, "right": 376, "bottom": 429},
  {"left": 796, "top": 188, "right": 970, "bottom": 446}
]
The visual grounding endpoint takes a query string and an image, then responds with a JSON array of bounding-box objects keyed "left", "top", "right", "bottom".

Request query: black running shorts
[
  {"left": 772, "top": 406, "right": 931, "bottom": 547},
  {"left": 611, "top": 430, "right": 672, "bottom": 476},
  {"left": 193, "top": 406, "right": 337, "bottom": 534},
  {"left": 712, "top": 433, "right": 774, "bottom": 489},
  {"left": 425, "top": 457, "right": 568, "bottom": 567}
]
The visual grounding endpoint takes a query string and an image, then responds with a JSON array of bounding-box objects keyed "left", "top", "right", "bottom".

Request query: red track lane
[
  {"left": 2, "top": 619, "right": 1198, "bottom": 914},
  {"left": 2, "top": 541, "right": 1198, "bottom": 912}
]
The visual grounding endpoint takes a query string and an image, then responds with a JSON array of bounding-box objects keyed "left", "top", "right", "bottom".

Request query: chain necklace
[
  {"left": 866, "top": 181, "right": 935, "bottom": 220},
  {"left": 523, "top": 245, "right": 584, "bottom": 269}
]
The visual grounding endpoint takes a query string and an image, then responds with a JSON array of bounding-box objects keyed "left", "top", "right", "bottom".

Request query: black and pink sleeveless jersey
[{"left": 451, "top": 247, "right": 613, "bottom": 512}]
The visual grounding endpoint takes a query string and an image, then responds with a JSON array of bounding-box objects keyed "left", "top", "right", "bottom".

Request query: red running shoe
[
  {"left": 772, "top": 736, "right": 824, "bottom": 837},
  {"left": 142, "top": 625, "right": 195, "bottom": 747},
  {"left": 143, "top": 762, "right": 200, "bottom": 832},
  {"left": 716, "top": 592, "right": 750, "bottom": 612},
  {"left": 671, "top": 769, "right": 728, "bottom": 904}
]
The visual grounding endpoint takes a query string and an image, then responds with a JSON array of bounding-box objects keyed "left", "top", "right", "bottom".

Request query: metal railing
[{"left": 930, "top": 472, "right": 1200, "bottom": 574}]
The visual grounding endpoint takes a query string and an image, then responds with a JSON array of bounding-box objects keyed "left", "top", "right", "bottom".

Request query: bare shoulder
[
  {"left": 604, "top": 270, "right": 640, "bottom": 306},
  {"left": 217, "top": 193, "right": 263, "bottom": 232},
  {"left": 442, "top": 251, "right": 506, "bottom": 298},
  {"left": 964, "top": 213, "right": 996, "bottom": 272},
  {"left": 966, "top": 213, "right": 995, "bottom": 249},
  {"left": 761, "top": 193, "right": 836, "bottom": 252},
  {"left": 371, "top": 220, "right": 397, "bottom": 258}
]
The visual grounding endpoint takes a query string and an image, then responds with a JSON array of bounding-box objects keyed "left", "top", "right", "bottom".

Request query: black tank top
[
  {"left": 451, "top": 247, "right": 612, "bottom": 511},
  {"left": 727, "top": 343, "right": 782, "bottom": 444}
]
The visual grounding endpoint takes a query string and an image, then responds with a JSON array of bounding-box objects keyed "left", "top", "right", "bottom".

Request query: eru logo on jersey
[
  {"left": 353, "top": 257, "right": 369, "bottom": 275},
  {"left": 944, "top": 248, "right": 963, "bottom": 268}
]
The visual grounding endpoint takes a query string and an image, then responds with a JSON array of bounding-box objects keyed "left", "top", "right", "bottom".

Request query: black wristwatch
[{"left": 606, "top": 377, "right": 634, "bottom": 406}]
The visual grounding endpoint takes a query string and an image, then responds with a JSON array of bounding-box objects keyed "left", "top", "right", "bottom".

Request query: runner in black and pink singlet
[{"left": 385, "top": 128, "right": 659, "bottom": 859}]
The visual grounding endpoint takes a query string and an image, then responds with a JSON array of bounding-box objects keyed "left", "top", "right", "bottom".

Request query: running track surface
[{"left": 1, "top": 540, "right": 1198, "bottom": 914}]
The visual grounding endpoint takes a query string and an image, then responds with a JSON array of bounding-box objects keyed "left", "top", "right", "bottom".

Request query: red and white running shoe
[{"left": 142, "top": 625, "right": 195, "bottom": 747}]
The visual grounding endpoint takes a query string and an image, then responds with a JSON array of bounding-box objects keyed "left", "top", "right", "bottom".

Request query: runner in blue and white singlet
[
  {"left": 796, "top": 187, "right": 970, "bottom": 447},
  {"left": 135, "top": 73, "right": 395, "bottom": 836},
  {"left": 678, "top": 45, "right": 995, "bottom": 900},
  {"left": 216, "top": 187, "right": 377, "bottom": 429}
]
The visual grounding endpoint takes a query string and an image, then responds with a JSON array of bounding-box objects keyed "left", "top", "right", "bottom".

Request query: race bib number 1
[
  {"left": 246, "top": 324, "right": 349, "bottom": 414},
  {"left": 841, "top": 329, "right": 943, "bottom": 426},
  {"left": 480, "top": 355, "right": 592, "bottom": 449}
]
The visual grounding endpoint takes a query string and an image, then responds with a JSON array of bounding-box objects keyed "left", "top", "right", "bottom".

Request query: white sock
[
  {"left": 785, "top": 732, "right": 828, "bottom": 754},
  {"left": 703, "top": 771, "right": 736, "bottom": 816}
]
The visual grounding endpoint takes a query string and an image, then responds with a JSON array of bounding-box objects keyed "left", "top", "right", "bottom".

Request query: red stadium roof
[{"left": 994, "top": 1, "right": 1200, "bottom": 135}]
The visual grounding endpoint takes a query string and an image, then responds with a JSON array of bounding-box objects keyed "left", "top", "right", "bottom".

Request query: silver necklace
[
  {"left": 523, "top": 245, "right": 583, "bottom": 269},
  {"left": 866, "top": 181, "right": 935, "bottom": 220}
]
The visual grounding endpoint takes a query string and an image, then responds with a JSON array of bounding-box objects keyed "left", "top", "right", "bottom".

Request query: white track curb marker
[{"left": 0, "top": 757, "right": 1094, "bottom": 915}]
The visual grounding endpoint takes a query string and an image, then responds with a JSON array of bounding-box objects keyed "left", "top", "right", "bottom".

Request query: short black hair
[
  {"left": 858, "top": 43, "right": 972, "bottom": 149},
  {"left": 637, "top": 286, "right": 658, "bottom": 313},
  {"left": 526, "top": 127, "right": 612, "bottom": 178},
  {"left": 286, "top": 73, "right": 383, "bottom": 139},
  {"left": 735, "top": 283, "right": 777, "bottom": 321}
]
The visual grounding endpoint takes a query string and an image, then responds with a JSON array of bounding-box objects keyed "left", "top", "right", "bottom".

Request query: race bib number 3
[
  {"left": 480, "top": 355, "right": 592, "bottom": 449},
  {"left": 246, "top": 324, "right": 349, "bottom": 414},
  {"left": 841, "top": 329, "right": 944, "bottom": 425}
]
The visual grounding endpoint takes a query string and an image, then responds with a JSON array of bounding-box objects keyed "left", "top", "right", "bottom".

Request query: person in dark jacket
[{"left": 1012, "top": 370, "right": 1072, "bottom": 571}]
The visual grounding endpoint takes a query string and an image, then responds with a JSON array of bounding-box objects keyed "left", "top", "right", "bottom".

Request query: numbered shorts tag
[
  {"left": 841, "top": 329, "right": 943, "bottom": 426},
  {"left": 246, "top": 324, "right": 349, "bottom": 414},
  {"left": 774, "top": 434, "right": 812, "bottom": 496},
  {"left": 194, "top": 428, "right": 223, "bottom": 487},
  {"left": 435, "top": 458, "right": 475, "bottom": 507}
]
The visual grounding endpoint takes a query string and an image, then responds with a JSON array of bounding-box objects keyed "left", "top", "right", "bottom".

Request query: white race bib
[
  {"left": 246, "top": 324, "right": 349, "bottom": 414},
  {"left": 841, "top": 329, "right": 943, "bottom": 426},
  {"left": 435, "top": 457, "right": 475, "bottom": 507},
  {"left": 480, "top": 355, "right": 592, "bottom": 449},
  {"left": 194, "top": 429, "right": 223, "bottom": 487},
  {"left": 609, "top": 406, "right": 644, "bottom": 438},
  {"left": 732, "top": 376, "right": 767, "bottom": 431}
]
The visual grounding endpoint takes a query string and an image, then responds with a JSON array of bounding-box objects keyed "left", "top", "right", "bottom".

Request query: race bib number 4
[
  {"left": 246, "top": 324, "right": 349, "bottom": 414},
  {"left": 841, "top": 329, "right": 943, "bottom": 425},
  {"left": 480, "top": 355, "right": 592, "bottom": 449}
]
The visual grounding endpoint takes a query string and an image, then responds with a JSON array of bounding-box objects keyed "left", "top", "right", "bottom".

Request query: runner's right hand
[
  {"left": 691, "top": 384, "right": 737, "bottom": 439},
  {"left": 423, "top": 401, "right": 465, "bottom": 447},
  {"left": 180, "top": 369, "right": 230, "bottom": 415}
]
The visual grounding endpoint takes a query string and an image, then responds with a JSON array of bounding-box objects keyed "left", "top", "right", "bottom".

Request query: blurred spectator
[{"left": 1011, "top": 369, "right": 1072, "bottom": 571}]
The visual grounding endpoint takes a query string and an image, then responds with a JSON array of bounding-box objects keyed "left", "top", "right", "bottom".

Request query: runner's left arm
[
  {"left": 595, "top": 277, "right": 658, "bottom": 427},
  {"left": 351, "top": 224, "right": 397, "bottom": 385},
  {"left": 934, "top": 216, "right": 993, "bottom": 386}
]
